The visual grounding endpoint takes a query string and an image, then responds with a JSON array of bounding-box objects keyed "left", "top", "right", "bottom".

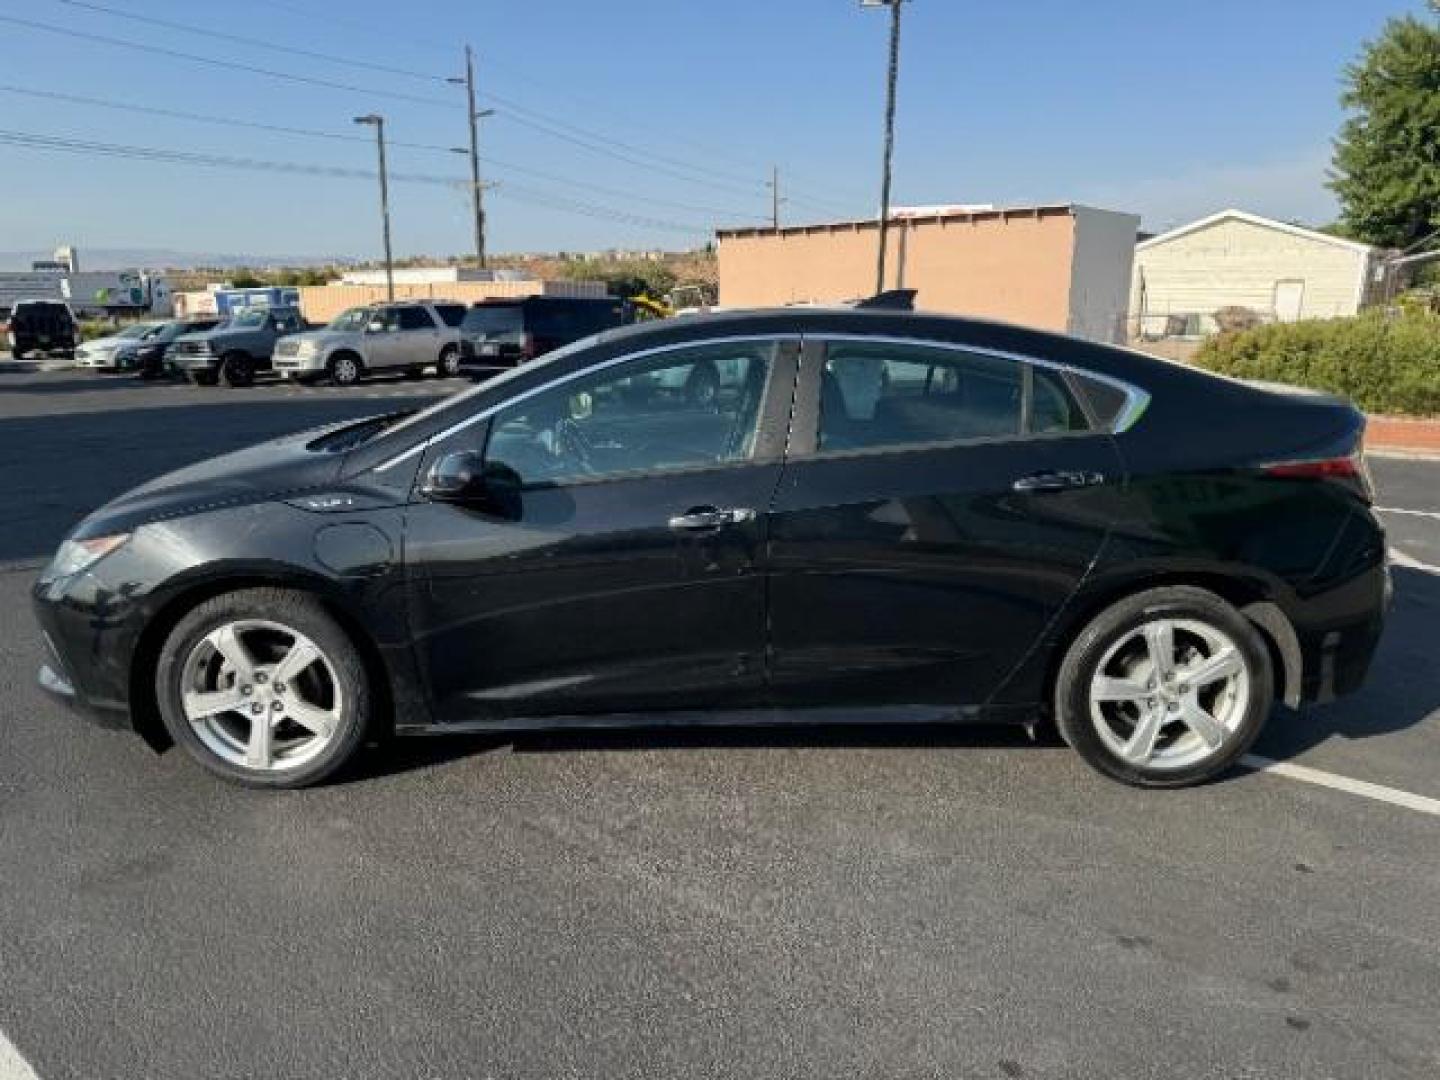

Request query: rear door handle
[
  {"left": 1012, "top": 470, "right": 1104, "bottom": 493},
  {"left": 668, "top": 506, "right": 757, "bottom": 531}
]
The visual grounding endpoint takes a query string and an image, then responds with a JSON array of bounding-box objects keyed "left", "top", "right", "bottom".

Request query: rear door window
[
  {"left": 818, "top": 343, "right": 1022, "bottom": 452},
  {"left": 399, "top": 306, "right": 435, "bottom": 331},
  {"left": 432, "top": 303, "right": 466, "bottom": 328}
]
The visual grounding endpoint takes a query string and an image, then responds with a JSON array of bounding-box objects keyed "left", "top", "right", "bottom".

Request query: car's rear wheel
[
  {"left": 156, "top": 588, "right": 372, "bottom": 788},
  {"left": 328, "top": 352, "right": 362, "bottom": 386},
  {"left": 436, "top": 344, "right": 461, "bottom": 378},
  {"left": 1055, "top": 587, "right": 1273, "bottom": 788},
  {"left": 221, "top": 351, "right": 255, "bottom": 388}
]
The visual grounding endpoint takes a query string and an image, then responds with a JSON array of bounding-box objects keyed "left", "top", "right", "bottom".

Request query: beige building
[
  {"left": 174, "top": 278, "right": 608, "bottom": 322},
  {"left": 716, "top": 203, "right": 1139, "bottom": 343},
  {"left": 1131, "top": 209, "right": 1383, "bottom": 337}
]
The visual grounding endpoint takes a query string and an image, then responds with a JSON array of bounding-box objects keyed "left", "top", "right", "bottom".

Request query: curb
[{"left": 1366, "top": 415, "right": 1440, "bottom": 459}]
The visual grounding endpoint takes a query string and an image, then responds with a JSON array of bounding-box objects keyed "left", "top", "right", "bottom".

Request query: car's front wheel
[
  {"left": 155, "top": 588, "right": 372, "bottom": 788},
  {"left": 221, "top": 351, "right": 255, "bottom": 387},
  {"left": 1055, "top": 586, "right": 1273, "bottom": 788},
  {"left": 436, "top": 344, "right": 461, "bottom": 378},
  {"left": 328, "top": 352, "right": 362, "bottom": 386}
]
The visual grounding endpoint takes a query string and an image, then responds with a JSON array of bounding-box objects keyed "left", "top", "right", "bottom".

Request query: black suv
[
  {"left": 5, "top": 300, "right": 78, "bottom": 360},
  {"left": 458, "top": 296, "right": 632, "bottom": 373}
]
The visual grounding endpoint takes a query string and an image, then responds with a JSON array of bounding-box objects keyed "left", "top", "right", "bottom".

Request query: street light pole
[
  {"left": 863, "top": 0, "right": 906, "bottom": 295},
  {"left": 353, "top": 113, "right": 394, "bottom": 301},
  {"left": 449, "top": 46, "right": 491, "bottom": 269}
]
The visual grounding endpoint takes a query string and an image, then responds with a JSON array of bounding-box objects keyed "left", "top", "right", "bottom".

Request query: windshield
[
  {"left": 231, "top": 310, "right": 269, "bottom": 329},
  {"left": 328, "top": 307, "right": 372, "bottom": 332},
  {"left": 461, "top": 306, "right": 524, "bottom": 334},
  {"left": 378, "top": 332, "right": 606, "bottom": 442},
  {"left": 117, "top": 323, "right": 158, "bottom": 339}
]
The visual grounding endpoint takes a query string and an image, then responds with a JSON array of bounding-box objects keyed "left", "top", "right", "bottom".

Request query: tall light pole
[
  {"left": 448, "top": 46, "right": 494, "bottom": 269},
  {"left": 862, "top": 0, "right": 906, "bottom": 294},
  {"left": 353, "top": 113, "right": 394, "bottom": 301}
]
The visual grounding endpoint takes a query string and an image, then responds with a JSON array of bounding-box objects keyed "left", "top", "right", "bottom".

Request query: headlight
[
  {"left": 298, "top": 339, "right": 320, "bottom": 355},
  {"left": 47, "top": 534, "right": 130, "bottom": 578}
]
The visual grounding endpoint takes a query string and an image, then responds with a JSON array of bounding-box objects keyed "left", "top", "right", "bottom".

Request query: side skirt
[{"left": 394, "top": 702, "right": 1037, "bottom": 737}]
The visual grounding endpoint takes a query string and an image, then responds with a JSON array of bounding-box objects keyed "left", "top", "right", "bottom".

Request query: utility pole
[
  {"left": 353, "top": 114, "right": 394, "bottom": 301},
  {"left": 767, "top": 164, "right": 782, "bottom": 230},
  {"left": 862, "top": 0, "right": 906, "bottom": 294},
  {"left": 449, "top": 46, "right": 494, "bottom": 269}
]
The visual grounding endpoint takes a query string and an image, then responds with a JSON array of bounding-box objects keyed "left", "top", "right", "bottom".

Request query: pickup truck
[{"left": 170, "top": 306, "right": 307, "bottom": 387}]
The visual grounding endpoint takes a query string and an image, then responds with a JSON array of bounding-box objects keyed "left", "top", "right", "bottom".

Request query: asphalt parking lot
[{"left": 1, "top": 367, "right": 1438, "bottom": 1080}]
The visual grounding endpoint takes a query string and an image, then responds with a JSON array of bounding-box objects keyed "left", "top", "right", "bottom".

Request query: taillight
[{"left": 1263, "top": 450, "right": 1374, "bottom": 502}]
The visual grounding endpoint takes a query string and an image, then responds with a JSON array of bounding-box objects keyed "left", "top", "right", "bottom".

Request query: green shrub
[{"left": 1193, "top": 310, "right": 1440, "bottom": 416}]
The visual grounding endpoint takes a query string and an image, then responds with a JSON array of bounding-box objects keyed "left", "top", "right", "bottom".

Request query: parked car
[
  {"left": 34, "top": 307, "right": 1389, "bottom": 790},
  {"left": 5, "top": 299, "right": 77, "bottom": 360},
  {"left": 170, "top": 306, "right": 307, "bottom": 387},
  {"left": 139, "top": 317, "right": 224, "bottom": 379},
  {"left": 75, "top": 321, "right": 164, "bottom": 371},
  {"left": 458, "top": 296, "right": 632, "bottom": 373},
  {"left": 273, "top": 301, "right": 465, "bottom": 385}
]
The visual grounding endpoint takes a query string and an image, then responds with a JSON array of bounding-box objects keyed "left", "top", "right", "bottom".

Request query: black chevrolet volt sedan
[{"left": 34, "top": 308, "right": 1389, "bottom": 789}]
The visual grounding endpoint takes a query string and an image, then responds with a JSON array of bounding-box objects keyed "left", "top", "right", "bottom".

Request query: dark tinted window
[
  {"left": 485, "top": 342, "right": 773, "bottom": 485},
  {"left": 432, "top": 303, "right": 466, "bottom": 328},
  {"left": 1070, "top": 373, "right": 1130, "bottom": 429},
  {"left": 462, "top": 305, "right": 524, "bottom": 334},
  {"left": 819, "top": 343, "right": 1022, "bottom": 451},
  {"left": 398, "top": 306, "right": 434, "bottom": 331},
  {"left": 1029, "top": 368, "right": 1091, "bottom": 434}
]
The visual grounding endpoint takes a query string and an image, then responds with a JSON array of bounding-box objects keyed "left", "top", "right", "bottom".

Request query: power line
[
  {"left": 54, "top": 0, "right": 448, "bottom": 84},
  {"left": 40, "top": 0, "right": 858, "bottom": 210},
  {"left": 0, "top": 84, "right": 767, "bottom": 224},
  {"left": 0, "top": 128, "right": 709, "bottom": 236},
  {"left": 0, "top": 13, "right": 455, "bottom": 107}
]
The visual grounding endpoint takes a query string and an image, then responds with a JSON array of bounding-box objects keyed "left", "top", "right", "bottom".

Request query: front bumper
[
  {"left": 34, "top": 619, "right": 131, "bottom": 730},
  {"left": 274, "top": 354, "right": 325, "bottom": 374}
]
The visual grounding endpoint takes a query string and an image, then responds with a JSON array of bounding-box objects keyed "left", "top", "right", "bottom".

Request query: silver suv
[{"left": 273, "top": 301, "right": 465, "bottom": 385}]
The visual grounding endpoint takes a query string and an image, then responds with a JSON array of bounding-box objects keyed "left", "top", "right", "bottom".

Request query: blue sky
[{"left": 0, "top": 0, "right": 1424, "bottom": 262}]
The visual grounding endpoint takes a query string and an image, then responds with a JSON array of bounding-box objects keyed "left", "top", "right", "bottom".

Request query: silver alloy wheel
[
  {"left": 1088, "top": 617, "right": 1250, "bottom": 771},
  {"left": 179, "top": 619, "right": 344, "bottom": 772},
  {"left": 334, "top": 356, "right": 358, "bottom": 384}
]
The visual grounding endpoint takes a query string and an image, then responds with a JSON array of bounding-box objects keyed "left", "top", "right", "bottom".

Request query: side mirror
[
  {"left": 419, "top": 454, "right": 522, "bottom": 510},
  {"left": 419, "top": 452, "right": 485, "bottom": 501}
]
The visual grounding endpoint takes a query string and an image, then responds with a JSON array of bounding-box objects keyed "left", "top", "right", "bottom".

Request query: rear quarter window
[
  {"left": 433, "top": 304, "right": 466, "bottom": 328},
  {"left": 1068, "top": 373, "right": 1132, "bottom": 430}
]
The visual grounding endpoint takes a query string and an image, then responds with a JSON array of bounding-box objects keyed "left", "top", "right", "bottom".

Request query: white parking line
[
  {"left": 1241, "top": 755, "right": 1440, "bottom": 818},
  {"left": 1377, "top": 506, "right": 1440, "bottom": 521},
  {"left": 1390, "top": 548, "right": 1440, "bottom": 575},
  {"left": 0, "top": 1029, "right": 40, "bottom": 1080}
]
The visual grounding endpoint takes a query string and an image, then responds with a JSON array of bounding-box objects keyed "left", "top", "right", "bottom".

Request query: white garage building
[{"left": 1131, "top": 209, "right": 1383, "bottom": 338}]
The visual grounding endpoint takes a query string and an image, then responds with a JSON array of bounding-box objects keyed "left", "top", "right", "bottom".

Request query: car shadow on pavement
[
  {"left": 342, "top": 721, "right": 1041, "bottom": 785},
  {"left": 1250, "top": 564, "right": 1440, "bottom": 763}
]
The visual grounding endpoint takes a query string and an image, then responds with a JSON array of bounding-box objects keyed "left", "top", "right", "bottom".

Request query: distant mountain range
[{"left": 0, "top": 248, "right": 356, "bottom": 271}]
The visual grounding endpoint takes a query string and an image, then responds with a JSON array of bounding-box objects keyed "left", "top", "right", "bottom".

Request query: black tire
[
  {"left": 328, "top": 351, "right": 363, "bottom": 386},
  {"left": 1054, "top": 586, "right": 1273, "bottom": 788},
  {"left": 221, "top": 351, "right": 255, "bottom": 388},
  {"left": 155, "top": 588, "right": 373, "bottom": 789},
  {"left": 436, "top": 344, "right": 461, "bottom": 378}
]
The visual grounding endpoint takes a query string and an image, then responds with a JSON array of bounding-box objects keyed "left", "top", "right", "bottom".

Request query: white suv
[{"left": 272, "top": 301, "right": 465, "bottom": 385}]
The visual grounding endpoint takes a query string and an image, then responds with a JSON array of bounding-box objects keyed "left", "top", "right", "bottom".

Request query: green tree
[{"left": 1329, "top": 9, "right": 1440, "bottom": 248}]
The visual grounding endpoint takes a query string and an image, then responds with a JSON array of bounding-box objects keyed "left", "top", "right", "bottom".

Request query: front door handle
[
  {"left": 668, "top": 506, "right": 757, "bottom": 531},
  {"left": 1012, "top": 470, "right": 1104, "bottom": 493}
]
